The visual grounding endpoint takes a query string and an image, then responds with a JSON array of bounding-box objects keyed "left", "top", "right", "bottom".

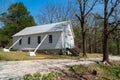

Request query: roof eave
[{"left": 13, "top": 30, "right": 63, "bottom": 37}]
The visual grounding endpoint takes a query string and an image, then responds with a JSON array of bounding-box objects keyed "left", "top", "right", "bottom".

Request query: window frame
[
  {"left": 28, "top": 37, "right": 31, "bottom": 44},
  {"left": 49, "top": 35, "right": 52, "bottom": 43},
  {"left": 38, "top": 36, "right": 41, "bottom": 44},
  {"left": 19, "top": 39, "right": 22, "bottom": 45}
]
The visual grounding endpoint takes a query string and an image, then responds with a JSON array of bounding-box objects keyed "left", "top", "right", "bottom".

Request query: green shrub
[
  {"left": 100, "top": 77, "right": 110, "bottom": 80},
  {"left": 33, "top": 72, "right": 41, "bottom": 78},
  {"left": 47, "top": 72, "right": 54, "bottom": 80},
  {"left": 42, "top": 72, "right": 55, "bottom": 80},
  {"left": 23, "top": 74, "right": 33, "bottom": 80},
  {"left": 79, "top": 69, "right": 84, "bottom": 75},
  {"left": 8, "top": 78, "right": 13, "bottom": 80},
  {"left": 69, "top": 65, "right": 78, "bottom": 71},
  {"left": 68, "top": 66, "right": 73, "bottom": 71},
  {"left": 116, "top": 71, "right": 120, "bottom": 78},
  {"left": 42, "top": 74, "right": 47, "bottom": 80}
]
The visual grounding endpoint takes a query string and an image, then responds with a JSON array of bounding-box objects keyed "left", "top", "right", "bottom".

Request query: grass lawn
[
  {"left": 0, "top": 50, "right": 79, "bottom": 61},
  {"left": 0, "top": 50, "right": 101, "bottom": 61},
  {"left": 69, "top": 61, "right": 120, "bottom": 80},
  {"left": 56, "top": 61, "right": 120, "bottom": 80},
  {"left": 0, "top": 51, "right": 67, "bottom": 61},
  {"left": 20, "top": 61, "right": 120, "bottom": 80}
]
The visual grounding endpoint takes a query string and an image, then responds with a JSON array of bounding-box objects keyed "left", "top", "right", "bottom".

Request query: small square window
[{"left": 49, "top": 35, "right": 52, "bottom": 43}]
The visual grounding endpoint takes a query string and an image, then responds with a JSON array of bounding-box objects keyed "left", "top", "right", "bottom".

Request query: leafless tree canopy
[
  {"left": 76, "top": 0, "right": 98, "bottom": 56},
  {"left": 102, "top": 0, "right": 120, "bottom": 62},
  {"left": 37, "top": 1, "right": 76, "bottom": 24}
]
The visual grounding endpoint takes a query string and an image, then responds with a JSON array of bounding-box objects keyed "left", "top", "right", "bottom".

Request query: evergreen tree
[{"left": 0, "top": 2, "right": 36, "bottom": 46}]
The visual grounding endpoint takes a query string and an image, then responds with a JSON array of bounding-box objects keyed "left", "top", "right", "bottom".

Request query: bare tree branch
[
  {"left": 77, "top": 0, "right": 83, "bottom": 15},
  {"left": 83, "top": 0, "right": 87, "bottom": 14},
  {"left": 37, "top": 2, "right": 75, "bottom": 24},
  {"left": 108, "top": 0, "right": 119, "bottom": 18},
  {"left": 76, "top": 14, "right": 81, "bottom": 21},
  {"left": 107, "top": 21, "right": 120, "bottom": 35},
  {"left": 85, "top": 0, "right": 98, "bottom": 16},
  {"left": 76, "top": 0, "right": 98, "bottom": 56}
]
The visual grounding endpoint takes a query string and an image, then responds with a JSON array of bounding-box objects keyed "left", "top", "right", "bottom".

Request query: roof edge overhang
[{"left": 12, "top": 30, "right": 63, "bottom": 37}]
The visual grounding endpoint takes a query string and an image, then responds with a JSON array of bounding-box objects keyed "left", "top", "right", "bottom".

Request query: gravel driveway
[{"left": 0, "top": 55, "right": 120, "bottom": 79}]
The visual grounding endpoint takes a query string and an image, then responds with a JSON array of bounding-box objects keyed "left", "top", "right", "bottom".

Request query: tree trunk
[
  {"left": 116, "top": 38, "right": 120, "bottom": 54},
  {"left": 81, "top": 21, "right": 86, "bottom": 56},
  {"left": 82, "top": 31, "right": 86, "bottom": 56},
  {"left": 0, "top": 40, "right": 1, "bottom": 47},
  {"left": 103, "top": 0, "right": 109, "bottom": 62},
  {"left": 102, "top": 34, "right": 109, "bottom": 62},
  {"left": 88, "top": 36, "right": 92, "bottom": 53},
  {"left": 94, "top": 28, "right": 97, "bottom": 53}
]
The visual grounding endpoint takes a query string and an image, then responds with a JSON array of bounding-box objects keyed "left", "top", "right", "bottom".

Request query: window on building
[
  {"left": 38, "top": 36, "right": 41, "bottom": 44},
  {"left": 49, "top": 35, "right": 52, "bottom": 43},
  {"left": 28, "top": 37, "right": 31, "bottom": 44},
  {"left": 19, "top": 39, "right": 22, "bottom": 45}
]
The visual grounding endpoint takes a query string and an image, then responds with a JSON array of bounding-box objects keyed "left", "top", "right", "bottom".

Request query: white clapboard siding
[{"left": 12, "top": 21, "right": 75, "bottom": 51}]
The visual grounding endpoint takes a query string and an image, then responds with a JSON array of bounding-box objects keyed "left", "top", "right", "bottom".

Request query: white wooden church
[{"left": 4, "top": 21, "right": 76, "bottom": 56}]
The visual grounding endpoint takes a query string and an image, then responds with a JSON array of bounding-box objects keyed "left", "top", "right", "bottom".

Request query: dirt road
[{"left": 0, "top": 55, "right": 120, "bottom": 79}]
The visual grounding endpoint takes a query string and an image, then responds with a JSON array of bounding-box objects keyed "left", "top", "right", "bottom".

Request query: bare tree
[
  {"left": 111, "top": 8, "right": 120, "bottom": 55},
  {"left": 37, "top": 1, "right": 76, "bottom": 25},
  {"left": 37, "top": 3, "right": 57, "bottom": 24},
  {"left": 93, "top": 14, "right": 104, "bottom": 53},
  {"left": 102, "top": 0, "right": 120, "bottom": 62},
  {"left": 113, "top": 28, "right": 120, "bottom": 55},
  {"left": 76, "top": 0, "right": 98, "bottom": 56}
]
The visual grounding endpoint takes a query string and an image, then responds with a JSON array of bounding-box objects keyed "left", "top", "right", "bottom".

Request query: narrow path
[{"left": 0, "top": 55, "right": 120, "bottom": 79}]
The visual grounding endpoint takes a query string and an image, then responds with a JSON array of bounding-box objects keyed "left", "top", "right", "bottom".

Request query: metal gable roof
[{"left": 13, "top": 21, "right": 69, "bottom": 37}]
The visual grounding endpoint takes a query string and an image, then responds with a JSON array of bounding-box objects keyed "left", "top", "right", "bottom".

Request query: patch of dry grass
[
  {"left": 0, "top": 50, "right": 80, "bottom": 61},
  {"left": 0, "top": 50, "right": 102, "bottom": 61},
  {"left": 67, "top": 61, "right": 120, "bottom": 80},
  {"left": 78, "top": 53, "right": 102, "bottom": 58},
  {"left": 87, "top": 53, "right": 102, "bottom": 58}
]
